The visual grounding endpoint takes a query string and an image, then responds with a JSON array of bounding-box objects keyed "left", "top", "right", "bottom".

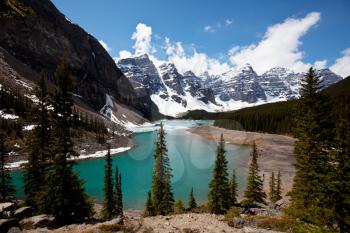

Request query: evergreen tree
[
  {"left": 151, "top": 122, "right": 174, "bottom": 215},
  {"left": 208, "top": 134, "right": 231, "bottom": 214},
  {"left": 275, "top": 171, "right": 282, "bottom": 202},
  {"left": 174, "top": 200, "right": 185, "bottom": 214},
  {"left": 188, "top": 188, "right": 197, "bottom": 210},
  {"left": 269, "top": 172, "right": 275, "bottom": 203},
  {"left": 330, "top": 107, "right": 350, "bottom": 233},
  {"left": 288, "top": 67, "right": 334, "bottom": 225},
  {"left": 0, "top": 134, "right": 15, "bottom": 201},
  {"left": 144, "top": 191, "right": 155, "bottom": 217},
  {"left": 115, "top": 164, "right": 123, "bottom": 217},
  {"left": 24, "top": 72, "right": 51, "bottom": 209},
  {"left": 44, "top": 58, "right": 92, "bottom": 225},
  {"left": 229, "top": 169, "right": 238, "bottom": 206},
  {"left": 102, "top": 145, "right": 115, "bottom": 220},
  {"left": 242, "top": 141, "right": 266, "bottom": 206}
]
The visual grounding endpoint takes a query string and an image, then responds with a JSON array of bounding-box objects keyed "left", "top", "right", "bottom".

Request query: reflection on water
[{"left": 11, "top": 120, "right": 250, "bottom": 210}]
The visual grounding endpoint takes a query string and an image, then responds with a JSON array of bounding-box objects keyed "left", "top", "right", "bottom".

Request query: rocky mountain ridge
[
  {"left": 117, "top": 54, "right": 343, "bottom": 117},
  {"left": 0, "top": 0, "right": 155, "bottom": 125}
]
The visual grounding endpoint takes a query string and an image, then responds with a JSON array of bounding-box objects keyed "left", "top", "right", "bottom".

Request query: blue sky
[{"left": 51, "top": 0, "right": 350, "bottom": 76}]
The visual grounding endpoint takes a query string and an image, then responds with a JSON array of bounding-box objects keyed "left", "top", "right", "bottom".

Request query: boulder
[
  {"left": 14, "top": 207, "right": 33, "bottom": 220},
  {"left": 103, "top": 216, "right": 123, "bottom": 225},
  {"left": 0, "top": 203, "right": 16, "bottom": 218},
  {"left": 232, "top": 217, "right": 246, "bottom": 229},
  {"left": 7, "top": 227, "right": 22, "bottom": 233},
  {"left": 20, "top": 214, "right": 55, "bottom": 229},
  {"left": 0, "top": 218, "right": 20, "bottom": 233},
  {"left": 0, "top": 203, "right": 15, "bottom": 212}
]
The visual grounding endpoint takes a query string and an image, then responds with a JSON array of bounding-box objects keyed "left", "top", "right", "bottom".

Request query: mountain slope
[
  {"left": 184, "top": 76, "right": 350, "bottom": 134},
  {"left": 116, "top": 54, "right": 343, "bottom": 117},
  {"left": 0, "top": 0, "right": 155, "bottom": 121}
]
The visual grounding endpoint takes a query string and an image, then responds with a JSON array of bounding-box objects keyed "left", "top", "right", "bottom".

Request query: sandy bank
[
  {"left": 6, "top": 147, "right": 131, "bottom": 169},
  {"left": 188, "top": 126, "right": 295, "bottom": 195}
]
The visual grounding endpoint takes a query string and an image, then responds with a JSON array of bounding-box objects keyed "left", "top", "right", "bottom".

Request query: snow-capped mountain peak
[{"left": 116, "top": 54, "right": 343, "bottom": 117}]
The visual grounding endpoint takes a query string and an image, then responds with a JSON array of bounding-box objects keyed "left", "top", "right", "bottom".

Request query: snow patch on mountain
[{"left": 116, "top": 54, "right": 343, "bottom": 117}]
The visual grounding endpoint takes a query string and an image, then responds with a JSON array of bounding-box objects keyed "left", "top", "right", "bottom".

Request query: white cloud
[
  {"left": 330, "top": 48, "right": 350, "bottom": 77},
  {"left": 225, "top": 19, "right": 233, "bottom": 26},
  {"left": 118, "top": 50, "right": 133, "bottom": 59},
  {"left": 229, "top": 12, "right": 321, "bottom": 74},
  {"left": 132, "top": 23, "right": 155, "bottom": 55},
  {"left": 313, "top": 60, "right": 327, "bottom": 69},
  {"left": 164, "top": 38, "right": 230, "bottom": 75},
  {"left": 117, "top": 15, "right": 347, "bottom": 77},
  {"left": 204, "top": 25, "right": 215, "bottom": 33},
  {"left": 99, "top": 40, "right": 112, "bottom": 52}
]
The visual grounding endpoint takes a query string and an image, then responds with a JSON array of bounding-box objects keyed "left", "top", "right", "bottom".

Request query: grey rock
[
  {"left": 209, "top": 64, "right": 266, "bottom": 103},
  {"left": 0, "top": 203, "right": 15, "bottom": 212},
  {"left": 7, "top": 227, "right": 22, "bottom": 233},
  {"left": 20, "top": 214, "right": 55, "bottom": 229},
  {"left": 232, "top": 217, "right": 246, "bottom": 229},
  {"left": 0, "top": 0, "right": 153, "bottom": 119},
  {"left": 0, "top": 219, "right": 20, "bottom": 233},
  {"left": 14, "top": 207, "right": 33, "bottom": 220}
]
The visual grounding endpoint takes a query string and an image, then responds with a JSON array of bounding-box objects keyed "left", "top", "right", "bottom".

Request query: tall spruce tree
[
  {"left": 330, "top": 107, "right": 350, "bottom": 233},
  {"left": 151, "top": 122, "right": 174, "bottom": 215},
  {"left": 275, "top": 171, "right": 282, "bottom": 202},
  {"left": 269, "top": 172, "right": 276, "bottom": 203},
  {"left": 45, "top": 58, "right": 92, "bottom": 225},
  {"left": 0, "top": 134, "right": 15, "bottom": 201},
  {"left": 144, "top": 191, "right": 155, "bottom": 217},
  {"left": 102, "top": 145, "right": 115, "bottom": 220},
  {"left": 188, "top": 188, "right": 197, "bottom": 210},
  {"left": 229, "top": 169, "right": 238, "bottom": 206},
  {"left": 24, "top": 72, "right": 51, "bottom": 209},
  {"left": 115, "top": 164, "right": 123, "bottom": 217},
  {"left": 242, "top": 141, "right": 266, "bottom": 206},
  {"left": 208, "top": 134, "right": 231, "bottom": 214},
  {"left": 288, "top": 67, "right": 334, "bottom": 225}
]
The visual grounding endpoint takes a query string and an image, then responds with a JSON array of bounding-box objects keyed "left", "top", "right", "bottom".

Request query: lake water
[{"left": 11, "top": 120, "right": 251, "bottom": 210}]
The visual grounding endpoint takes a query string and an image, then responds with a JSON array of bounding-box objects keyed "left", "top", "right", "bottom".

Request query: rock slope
[
  {"left": 0, "top": 0, "right": 155, "bottom": 120},
  {"left": 117, "top": 54, "right": 343, "bottom": 117}
]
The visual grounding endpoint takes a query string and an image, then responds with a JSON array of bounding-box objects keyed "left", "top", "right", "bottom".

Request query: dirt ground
[
  {"left": 188, "top": 126, "right": 296, "bottom": 196},
  {"left": 25, "top": 213, "right": 283, "bottom": 233}
]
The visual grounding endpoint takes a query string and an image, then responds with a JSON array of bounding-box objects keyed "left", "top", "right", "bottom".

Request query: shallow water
[{"left": 11, "top": 120, "right": 250, "bottom": 210}]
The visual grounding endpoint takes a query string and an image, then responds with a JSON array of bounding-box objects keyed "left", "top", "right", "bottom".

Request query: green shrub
[
  {"left": 98, "top": 223, "right": 135, "bottom": 233},
  {"left": 241, "top": 216, "right": 333, "bottom": 233},
  {"left": 224, "top": 207, "right": 240, "bottom": 222},
  {"left": 174, "top": 200, "right": 185, "bottom": 214}
]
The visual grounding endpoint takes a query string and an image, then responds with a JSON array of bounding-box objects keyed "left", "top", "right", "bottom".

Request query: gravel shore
[{"left": 188, "top": 126, "right": 296, "bottom": 195}]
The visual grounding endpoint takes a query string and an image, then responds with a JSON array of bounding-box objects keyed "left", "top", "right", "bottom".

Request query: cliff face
[{"left": 0, "top": 0, "right": 155, "bottom": 118}]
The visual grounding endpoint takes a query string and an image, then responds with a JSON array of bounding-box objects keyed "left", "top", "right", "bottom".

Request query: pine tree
[
  {"left": 188, "top": 188, "right": 197, "bottom": 210},
  {"left": 269, "top": 172, "right": 275, "bottom": 203},
  {"left": 229, "top": 169, "right": 238, "bottom": 206},
  {"left": 288, "top": 67, "right": 334, "bottom": 225},
  {"left": 275, "top": 171, "right": 282, "bottom": 202},
  {"left": 102, "top": 145, "right": 115, "bottom": 220},
  {"left": 174, "top": 200, "right": 185, "bottom": 214},
  {"left": 44, "top": 58, "right": 92, "bottom": 225},
  {"left": 242, "top": 141, "right": 266, "bottom": 206},
  {"left": 208, "top": 133, "right": 231, "bottom": 214},
  {"left": 330, "top": 107, "right": 350, "bottom": 233},
  {"left": 0, "top": 134, "right": 15, "bottom": 201},
  {"left": 151, "top": 122, "right": 174, "bottom": 215},
  {"left": 24, "top": 72, "right": 51, "bottom": 209},
  {"left": 144, "top": 191, "right": 155, "bottom": 217},
  {"left": 115, "top": 164, "right": 123, "bottom": 217}
]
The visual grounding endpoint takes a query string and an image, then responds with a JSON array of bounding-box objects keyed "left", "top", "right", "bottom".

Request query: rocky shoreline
[{"left": 188, "top": 126, "right": 295, "bottom": 196}]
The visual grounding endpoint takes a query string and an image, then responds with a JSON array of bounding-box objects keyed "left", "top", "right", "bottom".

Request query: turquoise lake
[{"left": 11, "top": 120, "right": 251, "bottom": 210}]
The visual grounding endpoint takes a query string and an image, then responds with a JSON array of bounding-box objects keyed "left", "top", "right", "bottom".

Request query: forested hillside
[{"left": 184, "top": 76, "right": 350, "bottom": 134}]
